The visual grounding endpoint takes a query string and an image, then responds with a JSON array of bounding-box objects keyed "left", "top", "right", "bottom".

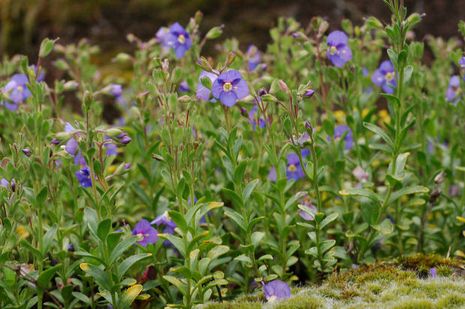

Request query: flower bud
[{"left": 22, "top": 148, "right": 32, "bottom": 157}]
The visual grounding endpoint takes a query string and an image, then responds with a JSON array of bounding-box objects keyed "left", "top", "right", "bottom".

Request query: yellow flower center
[
  {"left": 385, "top": 72, "right": 395, "bottom": 82},
  {"left": 223, "top": 82, "right": 233, "bottom": 92},
  {"left": 17, "top": 85, "right": 24, "bottom": 92},
  {"left": 330, "top": 46, "right": 338, "bottom": 55},
  {"left": 288, "top": 164, "right": 297, "bottom": 172},
  {"left": 178, "top": 34, "right": 186, "bottom": 44}
]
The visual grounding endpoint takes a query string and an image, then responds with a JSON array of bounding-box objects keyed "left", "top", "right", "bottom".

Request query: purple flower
[
  {"left": 268, "top": 167, "right": 277, "bottom": 182},
  {"left": 334, "top": 125, "right": 353, "bottom": 150},
  {"left": 132, "top": 219, "right": 158, "bottom": 247},
  {"left": 151, "top": 212, "right": 176, "bottom": 235},
  {"left": 286, "top": 150, "right": 309, "bottom": 181},
  {"left": 246, "top": 45, "right": 261, "bottom": 71},
  {"left": 304, "top": 89, "right": 315, "bottom": 98},
  {"left": 104, "top": 137, "right": 118, "bottom": 156},
  {"left": 429, "top": 267, "right": 437, "bottom": 278},
  {"left": 75, "top": 167, "right": 92, "bottom": 188},
  {"left": 352, "top": 166, "right": 369, "bottom": 182},
  {"left": 109, "top": 84, "right": 123, "bottom": 97},
  {"left": 74, "top": 151, "right": 87, "bottom": 167},
  {"left": 262, "top": 280, "right": 291, "bottom": 301},
  {"left": 459, "top": 57, "right": 465, "bottom": 69},
  {"left": 163, "top": 22, "right": 192, "bottom": 59},
  {"left": 248, "top": 105, "right": 266, "bottom": 129},
  {"left": 372, "top": 61, "right": 396, "bottom": 94},
  {"left": 179, "top": 81, "right": 190, "bottom": 93},
  {"left": 64, "top": 123, "right": 79, "bottom": 155},
  {"left": 299, "top": 195, "right": 317, "bottom": 221},
  {"left": 212, "top": 70, "right": 249, "bottom": 107},
  {"left": 0, "top": 178, "right": 9, "bottom": 188},
  {"left": 117, "top": 132, "right": 131, "bottom": 145},
  {"left": 446, "top": 75, "right": 460, "bottom": 104},
  {"left": 196, "top": 71, "right": 218, "bottom": 102},
  {"left": 22, "top": 148, "right": 32, "bottom": 157},
  {"left": 2, "top": 74, "right": 31, "bottom": 111},
  {"left": 326, "top": 31, "right": 352, "bottom": 68}
]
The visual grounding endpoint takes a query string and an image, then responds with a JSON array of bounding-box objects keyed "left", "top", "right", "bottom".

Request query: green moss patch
[{"left": 203, "top": 255, "right": 465, "bottom": 309}]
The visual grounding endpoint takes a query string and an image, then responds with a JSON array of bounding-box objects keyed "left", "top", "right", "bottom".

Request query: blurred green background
[{"left": 0, "top": 0, "right": 462, "bottom": 57}]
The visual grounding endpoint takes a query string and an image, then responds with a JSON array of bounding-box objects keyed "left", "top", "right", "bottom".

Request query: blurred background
[{"left": 0, "top": 0, "right": 463, "bottom": 57}]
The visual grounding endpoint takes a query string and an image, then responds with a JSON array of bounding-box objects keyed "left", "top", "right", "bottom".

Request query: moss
[
  {"left": 436, "top": 292, "right": 465, "bottom": 308},
  {"left": 203, "top": 256, "right": 465, "bottom": 309}
]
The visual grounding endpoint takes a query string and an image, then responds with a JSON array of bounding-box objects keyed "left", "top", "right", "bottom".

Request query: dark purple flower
[
  {"left": 248, "top": 105, "right": 266, "bottom": 129},
  {"left": 246, "top": 45, "right": 261, "bottom": 71},
  {"left": 75, "top": 167, "right": 92, "bottom": 188},
  {"left": 262, "top": 280, "right": 291, "bottom": 301},
  {"left": 22, "top": 148, "right": 32, "bottom": 157},
  {"left": 212, "top": 70, "right": 249, "bottom": 107},
  {"left": 2, "top": 74, "right": 31, "bottom": 111},
  {"left": 196, "top": 71, "right": 217, "bottom": 102},
  {"left": 179, "top": 81, "right": 190, "bottom": 93},
  {"left": 326, "top": 31, "right": 352, "bottom": 68},
  {"left": 163, "top": 22, "right": 192, "bottom": 59},
  {"left": 132, "top": 219, "right": 158, "bottom": 247},
  {"left": 151, "top": 212, "right": 176, "bottom": 235},
  {"left": 117, "top": 133, "right": 132, "bottom": 145},
  {"left": 334, "top": 125, "right": 353, "bottom": 150},
  {"left": 446, "top": 75, "right": 460, "bottom": 104},
  {"left": 372, "top": 60, "right": 396, "bottom": 94}
]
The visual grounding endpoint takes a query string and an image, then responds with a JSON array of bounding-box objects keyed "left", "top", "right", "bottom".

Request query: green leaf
[
  {"left": 372, "top": 219, "right": 394, "bottom": 235},
  {"left": 207, "top": 245, "right": 230, "bottom": 260},
  {"left": 83, "top": 264, "right": 112, "bottom": 291},
  {"left": 242, "top": 179, "right": 260, "bottom": 202},
  {"left": 109, "top": 236, "right": 138, "bottom": 265},
  {"left": 163, "top": 275, "right": 186, "bottom": 294},
  {"left": 251, "top": 232, "right": 265, "bottom": 247},
  {"left": 160, "top": 234, "right": 185, "bottom": 257},
  {"left": 339, "top": 188, "right": 382, "bottom": 203},
  {"left": 387, "top": 152, "right": 410, "bottom": 183},
  {"left": 224, "top": 208, "right": 246, "bottom": 231},
  {"left": 97, "top": 219, "right": 112, "bottom": 241},
  {"left": 117, "top": 253, "right": 152, "bottom": 279},
  {"left": 37, "top": 264, "right": 62, "bottom": 289},
  {"left": 389, "top": 185, "right": 429, "bottom": 204},
  {"left": 319, "top": 213, "right": 339, "bottom": 229},
  {"left": 39, "top": 38, "right": 59, "bottom": 58},
  {"left": 363, "top": 122, "right": 394, "bottom": 147}
]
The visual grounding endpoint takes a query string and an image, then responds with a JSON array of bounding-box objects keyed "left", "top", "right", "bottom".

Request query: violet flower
[
  {"left": 372, "top": 60, "right": 396, "bottom": 94},
  {"left": 326, "top": 31, "right": 352, "bottom": 68},
  {"left": 196, "top": 71, "right": 217, "bottom": 102},
  {"left": 446, "top": 75, "right": 460, "bottom": 104},
  {"left": 132, "top": 219, "right": 158, "bottom": 247},
  {"left": 212, "top": 70, "right": 249, "bottom": 107},
  {"left": 262, "top": 280, "right": 291, "bottom": 302}
]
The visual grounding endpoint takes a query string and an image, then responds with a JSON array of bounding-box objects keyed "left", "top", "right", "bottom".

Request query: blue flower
[
  {"left": 212, "top": 70, "right": 249, "bottom": 107},
  {"left": 179, "top": 81, "right": 190, "bottom": 93},
  {"left": 132, "top": 219, "right": 158, "bottom": 247},
  {"left": 286, "top": 149, "right": 309, "bottom": 181},
  {"left": 75, "top": 167, "right": 92, "bottom": 188},
  {"left": 246, "top": 45, "right": 261, "bottom": 71},
  {"left": 196, "top": 71, "right": 218, "bottom": 102},
  {"left": 372, "top": 60, "right": 396, "bottom": 94},
  {"left": 2, "top": 74, "right": 31, "bottom": 111},
  {"left": 248, "top": 105, "right": 266, "bottom": 129},
  {"left": 446, "top": 75, "right": 460, "bottom": 104},
  {"left": 326, "top": 31, "right": 352, "bottom": 68},
  {"left": 163, "top": 22, "right": 192, "bottom": 59},
  {"left": 151, "top": 212, "right": 176, "bottom": 235},
  {"left": 262, "top": 280, "right": 291, "bottom": 301},
  {"left": 459, "top": 57, "right": 465, "bottom": 69},
  {"left": 334, "top": 125, "right": 353, "bottom": 150},
  {"left": 104, "top": 137, "right": 118, "bottom": 156}
]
